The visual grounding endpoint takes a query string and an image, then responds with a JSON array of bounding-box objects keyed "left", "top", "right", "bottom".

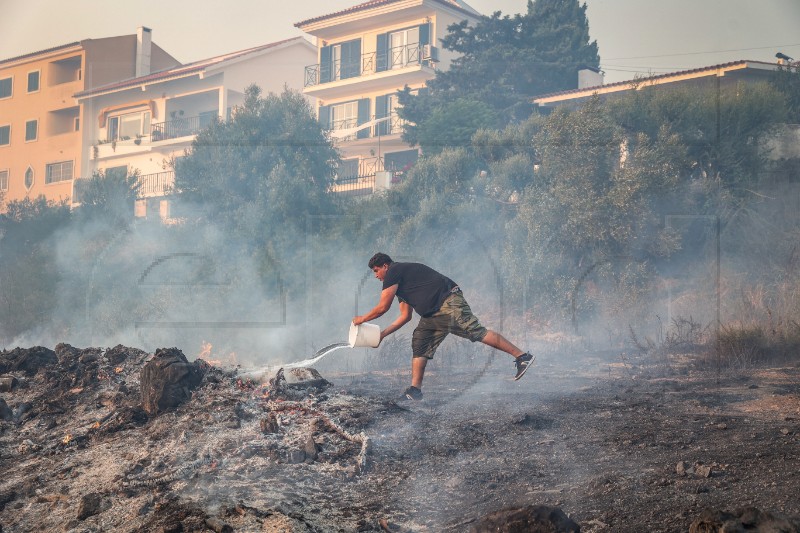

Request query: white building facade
[
  {"left": 296, "top": 0, "right": 481, "bottom": 195},
  {"left": 75, "top": 37, "right": 316, "bottom": 220}
]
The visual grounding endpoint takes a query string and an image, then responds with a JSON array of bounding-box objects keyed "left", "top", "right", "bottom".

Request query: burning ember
[{"left": 62, "top": 434, "right": 72, "bottom": 445}]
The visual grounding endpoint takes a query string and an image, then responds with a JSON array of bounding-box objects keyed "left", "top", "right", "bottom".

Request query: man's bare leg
[
  {"left": 411, "top": 356, "right": 428, "bottom": 388},
  {"left": 481, "top": 330, "right": 525, "bottom": 358}
]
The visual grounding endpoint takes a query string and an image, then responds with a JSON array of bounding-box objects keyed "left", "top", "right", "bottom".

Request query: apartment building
[
  {"left": 295, "top": 0, "right": 481, "bottom": 195},
  {"left": 0, "top": 28, "right": 179, "bottom": 206},
  {"left": 73, "top": 36, "right": 316, "bottom": 221}
]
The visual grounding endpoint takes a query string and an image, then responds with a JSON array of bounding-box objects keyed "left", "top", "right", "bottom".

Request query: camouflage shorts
[{"left": 411, "top": 290, "right": 488, "bottom": 359}]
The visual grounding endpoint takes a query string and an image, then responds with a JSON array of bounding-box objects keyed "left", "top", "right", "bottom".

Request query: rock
[
  {"left": 106, "top": 344, "right": 143, "bottom": 365},
  {"left": 284, "top": 367, "right": 331, "bottom": 390},
  {"left": 469, "top": 505, "right": 581, "bottom": 533},
  {"left": 77, "top": 492, "right": 103, "bottom": 520},
  {"left": 0, "top": 490, "right": 16, "bottom": 512},
  {"left": 205, "top": 517, "right": 233, "bottom": 533},
  {"left": 17, "top": 440, "right": 39, "bottom": 455},
  {"left": 287, "top": 448, "right": 306, "bottom": 464},
  {"left": 0, "top": 399, "right": 12, "bottom": 421},
  {"left": 695, "top": 463, "right": 713, "bottom": 478},
  {"left": 0, "top": 346, "right": 57, "bottom": 376},
  {"left": 79, "top": 351, "right": 100, "bottom": 364},
  {"left": 54, "top": 343, "right": 81, "bottom": 363},
  {"left": 0, "top": 375, "right": 18, "bottom": 393},
  {"left": 140, "top": 348, "right": 205, "bottom": 417},
  {"left": 303, "top": 434, "right": 318, "bottom": 462},
  {"left": 260, "top": 413, "right": 280, "bottom": 434},
  {"left": 676, "top": 461, "right": 688, "bottom": 476},
  {"left": 689, "top": 507, "right": 800, "bottom": 533}
]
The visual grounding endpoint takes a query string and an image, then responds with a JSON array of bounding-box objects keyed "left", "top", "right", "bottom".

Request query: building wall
[
  {"left": 297, "top": 3, "right": 480, "bottom": 191},
  {"left": 0, "top": 34, "right": 180, "bottom": 209},
  {"left": 78, "top": 41, "right": 317, "bottom": 208},
  {"left": 82, "top": 36, "right": 179, "bottom": 88},
  {"left": 0, "top": 46, "right": 85, "bottom": 205}
]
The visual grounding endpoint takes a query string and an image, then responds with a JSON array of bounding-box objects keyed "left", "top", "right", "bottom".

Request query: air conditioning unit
[{"left": 421, "top": 44, "right": 439, "bottom": 62}]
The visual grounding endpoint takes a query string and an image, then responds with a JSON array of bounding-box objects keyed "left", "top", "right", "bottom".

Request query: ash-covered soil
[{"left": 1, "top": 343, "right": 799, "bottom": 532}]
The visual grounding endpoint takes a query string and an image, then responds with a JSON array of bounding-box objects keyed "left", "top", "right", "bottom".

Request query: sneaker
[
  {"left": 403, "top": 386, "right": 423, "bottom": 400},
  {"left": 514, "top": 352, "right": 535, "bottom": 380}
]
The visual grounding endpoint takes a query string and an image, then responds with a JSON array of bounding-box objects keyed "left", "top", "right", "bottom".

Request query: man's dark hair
[{"left": 368, "top": 252, "right": 393, "bottom": 269}]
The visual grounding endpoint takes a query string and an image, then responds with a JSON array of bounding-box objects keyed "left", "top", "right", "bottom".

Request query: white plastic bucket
[{"left": 349, "top": 322, "right": 381, "bottom": 348}]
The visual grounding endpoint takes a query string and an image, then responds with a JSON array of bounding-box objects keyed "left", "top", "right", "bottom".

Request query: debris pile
[{"left": 1, "top": 343, "right": 799, "bottom": 531}]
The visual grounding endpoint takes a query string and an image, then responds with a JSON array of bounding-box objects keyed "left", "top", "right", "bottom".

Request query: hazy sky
[{"left": 1, "top": 0, "right": 799, "bottom": 84}]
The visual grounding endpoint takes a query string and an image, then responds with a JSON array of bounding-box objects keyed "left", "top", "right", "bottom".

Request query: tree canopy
[
  {"left": 398, "top": 0, "right": 599, "bottom": 152},
  {"left": 175, "top": 85, "right": 339, "bottom": 244}
]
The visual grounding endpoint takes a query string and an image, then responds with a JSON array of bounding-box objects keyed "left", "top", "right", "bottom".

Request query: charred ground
[{"left": 1, "top": 343, "right": 799, "bottom": 532}]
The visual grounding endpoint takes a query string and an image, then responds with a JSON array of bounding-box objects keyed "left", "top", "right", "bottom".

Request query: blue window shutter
[
  {"left": 376, "top": 33, "right": 388, "bottom": 72},
  {"left": 375, "top": 95, "right": 389, "bottom": 136},
  {"left": 357, "top": 98, "right": 370, "bottom": 139},
  {"left": 319, "top": 105, "right": 331, "bottom": 130},
  {"left": 320, "top": 45, "right": 332, "bottom": 83},
  {"left": 419, "top": 23, "right": 431, "bottom": 46}
]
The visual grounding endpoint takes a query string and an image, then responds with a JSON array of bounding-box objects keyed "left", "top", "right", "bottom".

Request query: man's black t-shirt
[{"left": 382, "top": 262, "right": 457, "bottom": 317}]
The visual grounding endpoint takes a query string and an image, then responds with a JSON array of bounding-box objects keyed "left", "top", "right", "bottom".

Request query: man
[{"left": 352, "top": 252, "right": 534, "bottom": 400}]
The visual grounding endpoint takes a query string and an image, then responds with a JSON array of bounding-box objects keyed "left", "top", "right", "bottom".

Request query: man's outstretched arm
[
  {"left": 378, "top": 301, "right": 412, "bottom": 342},
  {"left": 353, "top": 284, "right": 398, "bottom": 325}
]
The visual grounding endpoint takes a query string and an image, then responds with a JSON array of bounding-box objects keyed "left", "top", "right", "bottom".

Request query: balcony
[
  {"left": 137, "top": 170, "right": 174, "bottom": 198},
  {"left": 151, "top": 114, "right": 216, "bottom": 142},
  {"left": 329, "top": 112, "right": 406, "bottom": 143},
  {"left": 304, "top": 44, "right": 437, "bottom": 98},
  {"left": 329, "top": 156, "right": 406, "bottom": 196}
]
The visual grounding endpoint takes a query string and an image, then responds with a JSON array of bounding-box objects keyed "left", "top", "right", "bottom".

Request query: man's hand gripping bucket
[{"left": 349, "top": 322, "right": 381, "bottom": 348}]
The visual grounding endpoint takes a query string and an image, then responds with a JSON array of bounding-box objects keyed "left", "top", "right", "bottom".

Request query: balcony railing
[
  {"left": 330, "top": 156, "right": 381, "bottom": 195},
  {"left": 328, "top": 112, "right": 405, "bottom": 142},
  {"left": 151, "top": 114, "right": 216, "bottom": 142},
  {"left": 137, "top": 170, "right": 174, "bottom": 198},
  {"left": 329, "top": 156, "right": 409, "bottom": 196},
  {"left": 305, "top": 43, "right": 432, "bottom": 87}
]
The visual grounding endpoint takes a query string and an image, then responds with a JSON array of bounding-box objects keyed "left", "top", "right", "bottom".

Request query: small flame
[
  {"left": 62, "top": 434, "right": 72, "bottom": 445},
  {"left": 198, "top": 341, "right": 213, "bottom": 360},
  {"left": 197, "top": 341, "right": 237, "bottom": 367},
  {"left": 91, "top": 421, "right": 100, "bottom": 430},
  {"left": 115, "top": 367, "right": 124, "bottom": 374}
]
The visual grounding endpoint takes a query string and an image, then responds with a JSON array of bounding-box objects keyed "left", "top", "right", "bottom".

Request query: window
[
  {"left": 46, "top": 160, "right": 73, "bottom": 184},
  {"left": 105, "top": 165, "right": 128, "bottom": 180},
  {"left": 330, "top": 101, "right": 358, "bottom": 132},
  {"left": 24, "top": 166, "right": 34, "bottom": 190},
  {"left": 74, "top": 117, "right": 80, "bottom": 131},
  {"left": 320, "top": 39, "right": 361, "bottom": 82},
  {"left": 389, "top": 27, "right": 420, "bottom": 69},
  {"left": 375, "top": 93, "right": 404, "bottom": 136},
  {"left": 321, "top": 99, "right": 370, "bottom": 140},
  {"left": 25, "top": 119, "right": 38, "bottom": 142},
  {"left": 336, "top": 158, "right": 360, "bottom": 182},
  {"left": 0, "top": 77, "right": 11, "bottom": 99},
  {"left": 107, "top": 110, "right": 151, "bottom": 141},
  {"left": 0, "top": 125, "right": 9, "bottom": 146},
  {"left": 27, "top": 70, "right": 40, "bottom": 93},
  {"left": 0, "top": 170, "right": 8, "bottom": 191},
  {"left": 377, "top": 23, "right": 429, "bottom": 72}
]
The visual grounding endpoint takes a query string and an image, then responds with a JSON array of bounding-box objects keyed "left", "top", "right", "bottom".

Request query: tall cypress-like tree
[
  {"left": 398, "top": 0, "right": 599, "bottom": 150},
  {"left": 526, "top": 0, "right": 599, "bottom": 95}
]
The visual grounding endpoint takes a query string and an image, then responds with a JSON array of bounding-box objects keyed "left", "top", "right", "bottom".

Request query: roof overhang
[
  {"left": 533, "top": 60, "right": 780, "bottom": 107},
  {"left": 296, "top": 0, "right": 479, "bottom": 40}
]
